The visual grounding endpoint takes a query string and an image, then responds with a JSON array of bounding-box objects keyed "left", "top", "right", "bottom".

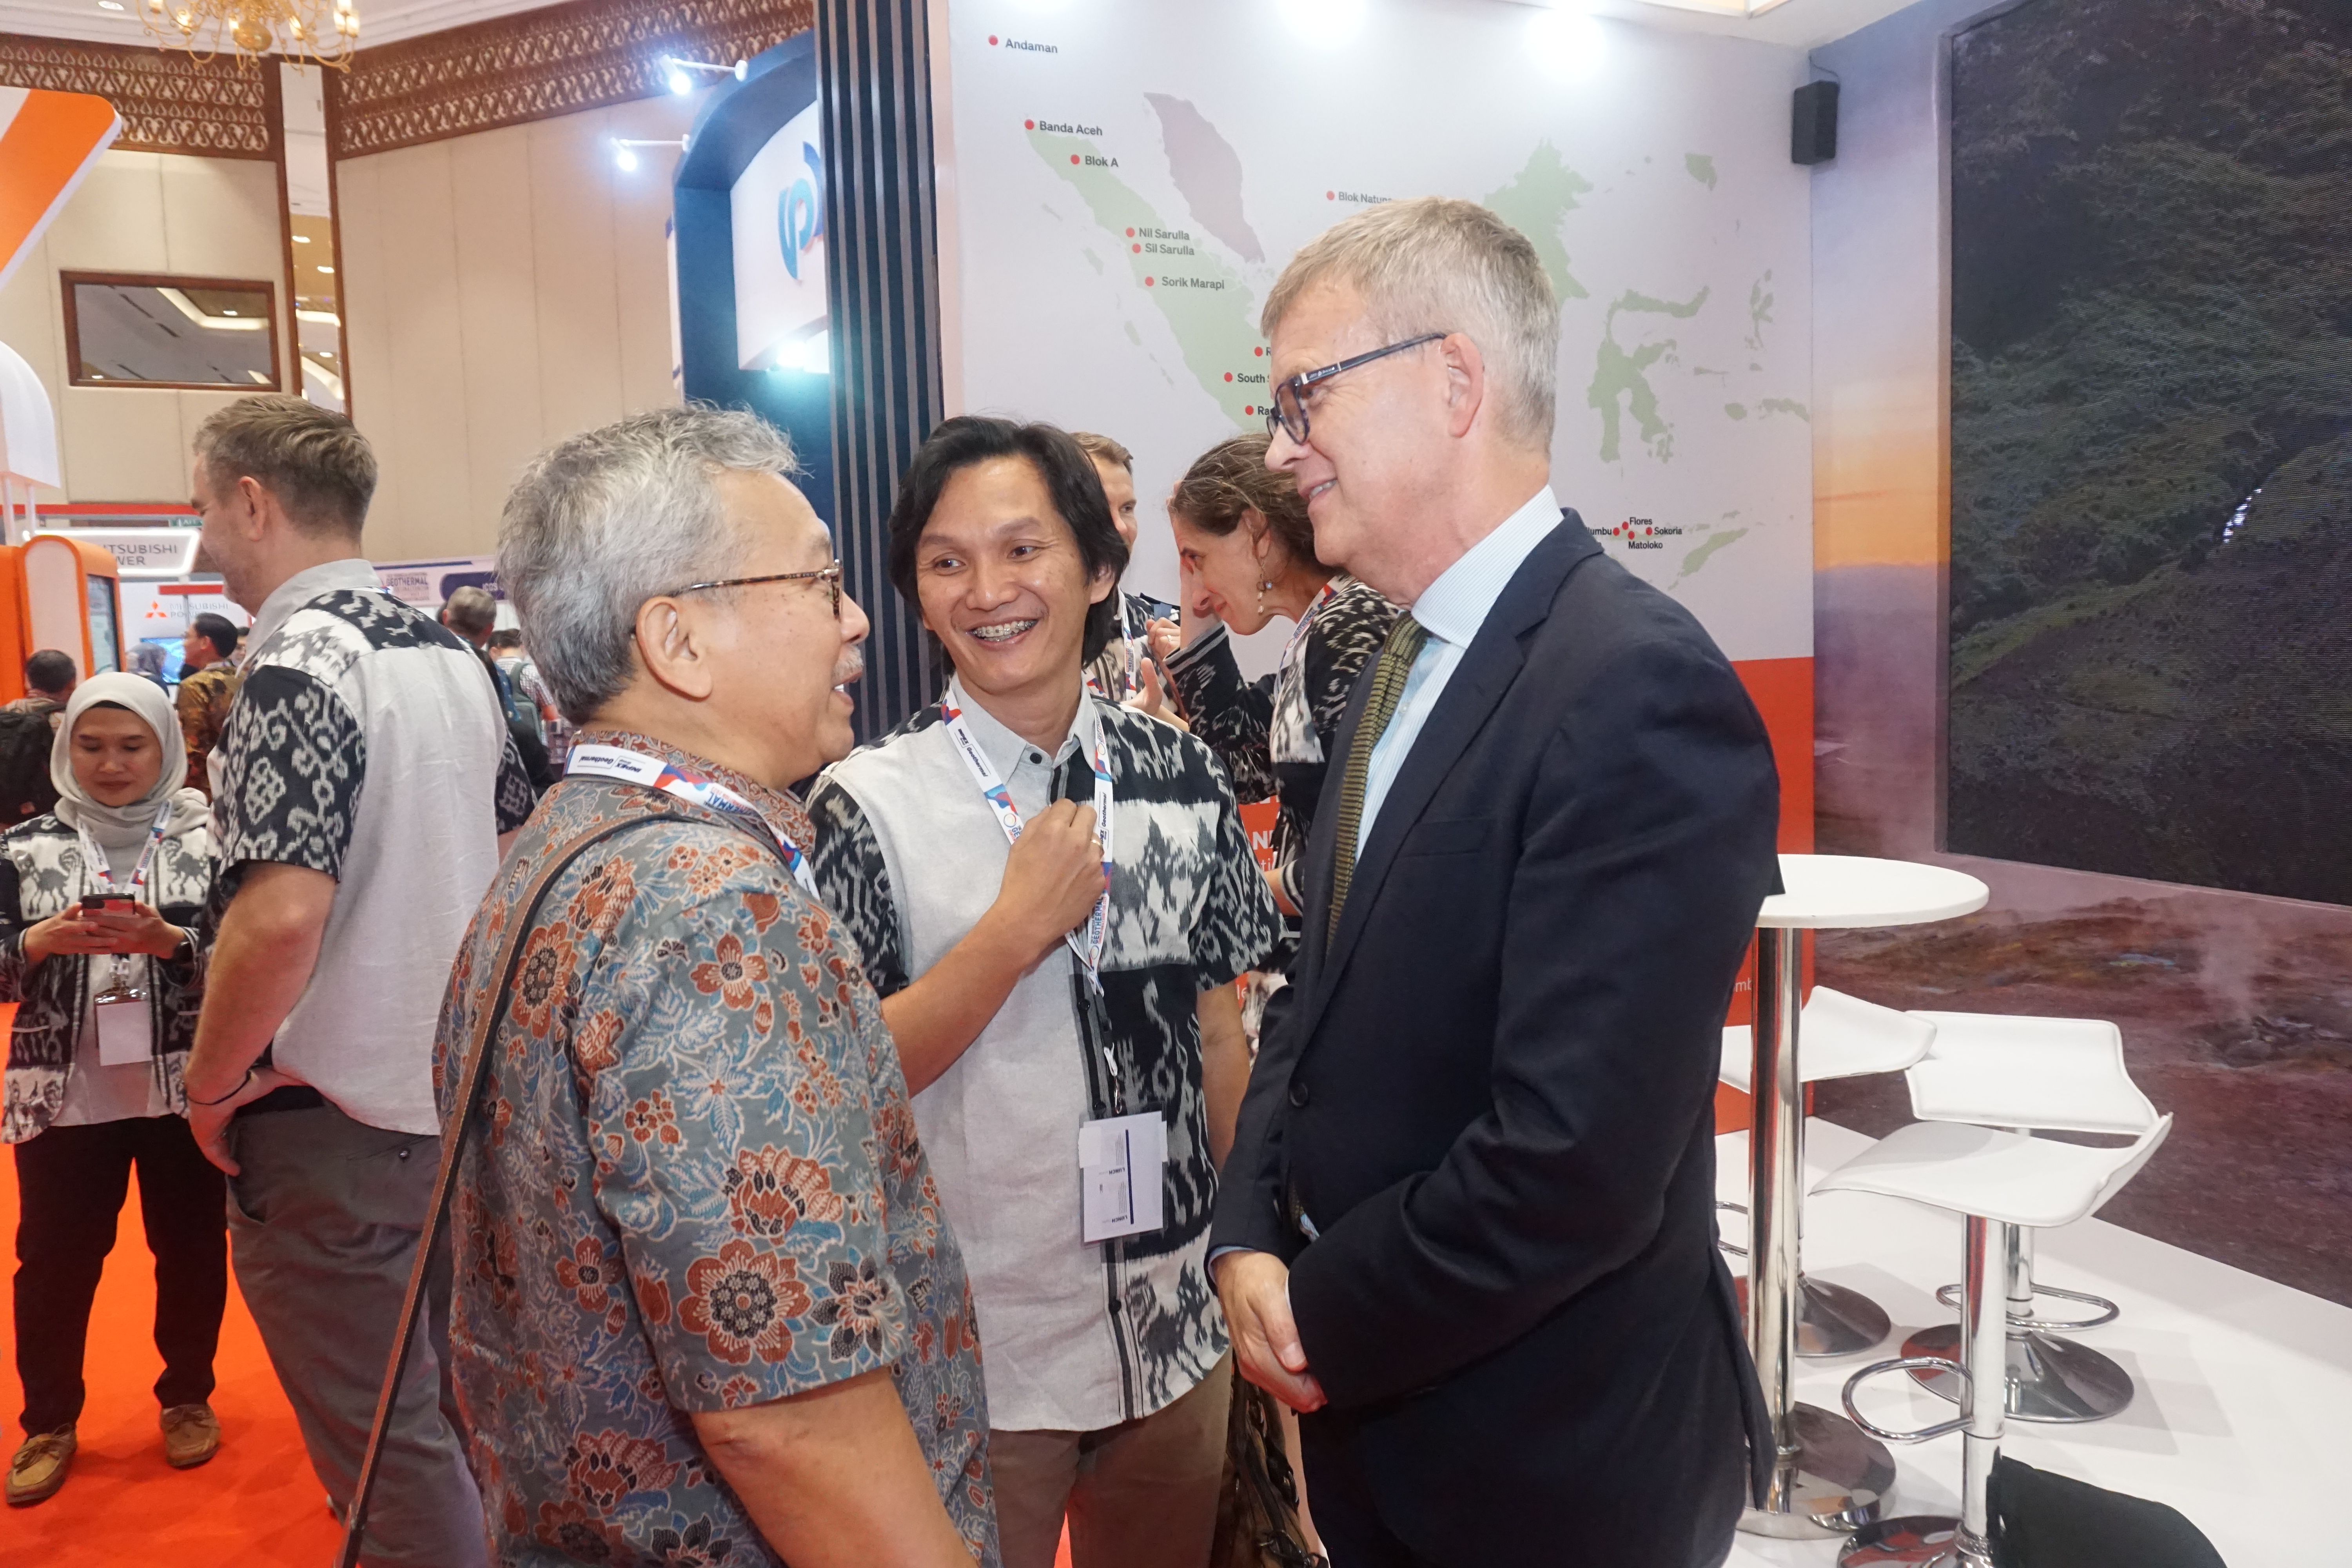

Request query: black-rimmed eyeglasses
[
  {"left": 669, "top": 562, "right": 843, "bottom": 616},
  {"left": 1264, "top": 332, "right": 1449, "bottom": 446}
]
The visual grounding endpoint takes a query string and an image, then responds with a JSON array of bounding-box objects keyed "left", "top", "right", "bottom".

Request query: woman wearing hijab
[{"left": 1, "top": 673, "right": 221, "bottom": 1507}]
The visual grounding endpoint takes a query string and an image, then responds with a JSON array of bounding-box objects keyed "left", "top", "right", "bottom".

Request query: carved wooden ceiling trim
[
  {"left": 325, "top": 0, "right": 813, "bottom": 160},
  {"left": 0, "top": 33, "right": 278, "bottom": 159}
]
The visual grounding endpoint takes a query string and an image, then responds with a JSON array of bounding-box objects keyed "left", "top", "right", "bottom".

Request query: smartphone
[{"left": 79, "top": 895, "right": 134, "bottom": 914}]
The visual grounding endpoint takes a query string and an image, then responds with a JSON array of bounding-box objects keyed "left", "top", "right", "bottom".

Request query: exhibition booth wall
[
  {"left": 0, "top": 145, "right": 292, "bottom": 501},
  {"left": 931, "top": 0, "right": 1822, "bottom": 891},
  {"left": 1808, "top": 0, "right": 2352, "bottom": 1305},
  {"left": 0, "top": 0, "right": 2342, "bottom": 1307},
  {"left": 334, "top": 93, "right": 692, "bottom": 561}
]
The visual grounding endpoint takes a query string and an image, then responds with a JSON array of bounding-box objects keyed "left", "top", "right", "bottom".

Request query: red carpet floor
[
  {"left": 0, "top": 1126, "right": 1076, "bottom": 1566},
  {"left": 0, "top": 1136, "right": 342, "bottom": 1564}
]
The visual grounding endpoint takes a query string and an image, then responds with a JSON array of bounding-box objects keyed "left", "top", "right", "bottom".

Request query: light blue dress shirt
[{"left": 1356, "top": 486, "right": 1562, "bottom": 858}]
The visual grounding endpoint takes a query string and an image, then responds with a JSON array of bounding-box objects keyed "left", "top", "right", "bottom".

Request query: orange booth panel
[
  {"left": 20, "top": 534, "right": 125, "bottom": 681},
  {"left": 0, "top": 544, "right": 27, "bottom": 703}
]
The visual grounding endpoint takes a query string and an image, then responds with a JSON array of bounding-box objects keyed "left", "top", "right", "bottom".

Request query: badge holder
[
  {"left": 93, "top": 978, "right": 151, "bottom": 1067},
  {"left": 1073, "top": 978, "right": 1168, "bottom": 1245}
]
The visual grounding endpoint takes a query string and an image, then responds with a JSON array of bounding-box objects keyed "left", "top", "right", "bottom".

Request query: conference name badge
[
  {"left": 94, "top": 987, "right": 152, "bottom": 1067},
  {"left": 1078, "top": 1111, "right": 1167, "bottom": 1244}
]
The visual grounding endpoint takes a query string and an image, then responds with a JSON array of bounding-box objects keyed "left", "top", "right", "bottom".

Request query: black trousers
[{"left": 13, "top": 1115, "right": 228, "bottom": 1435}]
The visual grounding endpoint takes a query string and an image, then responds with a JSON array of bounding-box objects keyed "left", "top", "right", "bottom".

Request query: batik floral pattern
[{"left": 437, "top": 731, "right": 998, "bottom": 1566}]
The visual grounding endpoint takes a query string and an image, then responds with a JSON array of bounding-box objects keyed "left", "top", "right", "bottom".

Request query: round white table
[{"left": 1737, "top": 854, "right": 1990, "bottom": 1541}]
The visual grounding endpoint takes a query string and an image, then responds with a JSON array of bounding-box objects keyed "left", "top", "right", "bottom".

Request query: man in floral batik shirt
[{"left": 435, "top": 408, "right": 996, "bottom": 1568}]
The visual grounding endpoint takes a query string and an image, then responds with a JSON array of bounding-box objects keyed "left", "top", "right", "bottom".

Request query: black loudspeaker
[{"left": 1792, "top": 80, "right": 1839, "bottom": 165}]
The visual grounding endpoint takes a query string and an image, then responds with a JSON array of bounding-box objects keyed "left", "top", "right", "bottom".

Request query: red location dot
[
  {"left": 1070, "top": 154, "right": 1080, "bottom": 165},
  {"left": 1325, "top": 190, "right": 1336, "bottom": 200},
  {"left": 1132, "top": 243, "right": 1141, "bottom": 253},
  {"left": 1645, "top": 526, "right": 1653, "bottom": 535},
  {"left": 1244, "top": 405, "right": 1255, "bottom": 416},
  {"left": 1145, "top": 276, "right": 1155, "bottom": 287},
  {"left": 989, "top": 34, "right": 998, "bottom": 44},
  {"left": 1224, "top": 372, "right": 1233, "bottom": 382},
  {"left": 1254, "top": 347, "right": 1264, "bottom": 356},
  {"left": 1024, "top": 119, "right": 1035, "bottom": 130},
  {"left": 1125, "top": 227, "right": 1135, "bottom": 237}
]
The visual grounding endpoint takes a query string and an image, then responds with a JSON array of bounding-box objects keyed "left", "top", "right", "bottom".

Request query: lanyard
[
  {"left": 75, "top": 802, "right": 174, "bottom": 1000},
  {"left": 1085, "top": 596, "right": 1144, "bottom": 701},
  {"left": 74, "top": 801, "right": 175, "bottom": 901},
  {"left": 563, "top": 744, "right": 818, "bottom": 897},
  {"left": 940, "top": 691, "right": 1115, "bottom": 994}
]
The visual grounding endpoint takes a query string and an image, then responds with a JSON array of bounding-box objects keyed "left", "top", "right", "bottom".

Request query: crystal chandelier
[{"left": 142, "top": 0, "right": 360, "bottom": 70}]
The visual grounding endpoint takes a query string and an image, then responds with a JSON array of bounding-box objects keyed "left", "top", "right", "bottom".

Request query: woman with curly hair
[{"left": 1150, "top": 433, "right": 1397, "bottom": 929}]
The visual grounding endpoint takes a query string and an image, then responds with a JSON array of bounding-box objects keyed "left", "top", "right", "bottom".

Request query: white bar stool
[
  {"left": 1815, "top": 1115, "right": 2171, "bottom": 1567},
  {"left": 1900, "top": 1011, "right": 2160, "bottom": 1422},
  {"left": 1718, "top": 988, "right": 1938, "bottom": 1356}
]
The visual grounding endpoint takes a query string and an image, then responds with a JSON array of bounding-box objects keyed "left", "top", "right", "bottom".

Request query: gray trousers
[{"left": 225, "top": 1104, "right": 488, "bottom": 1568}]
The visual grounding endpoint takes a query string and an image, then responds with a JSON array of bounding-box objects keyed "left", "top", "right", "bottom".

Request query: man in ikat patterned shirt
[
  {"left": 435, "top": 408, "right": 996, "bottom": 1567},
  {"left": 807, "top": 418, "right": 1281, "bottom": 1568}
]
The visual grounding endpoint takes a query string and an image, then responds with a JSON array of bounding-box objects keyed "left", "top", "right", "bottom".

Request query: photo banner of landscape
[{"left": 1944, "top": 0, "right": 2352, "bottom": 906}]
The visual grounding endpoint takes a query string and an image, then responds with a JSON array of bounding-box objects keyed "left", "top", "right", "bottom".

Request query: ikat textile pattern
[
  {"left": 1164, "top": 573, "right": 1397, "bottom": 913},
  {"left": 435, "top": 734, "right": 997, "bottom": 1566},
  {"left": 808, "top": 694, "right": 1281, "bottom": 1426},
  {"left": 0, "top": 815, "right": 213, "bottom": 1142},
  {"left": 209, "top": 587, "right": 535, "bottom": 909}
]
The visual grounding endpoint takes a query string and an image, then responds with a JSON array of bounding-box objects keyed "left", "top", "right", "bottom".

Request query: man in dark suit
[{"left": 1211, "top": 196, "right": 1782, "bottom": 1567}]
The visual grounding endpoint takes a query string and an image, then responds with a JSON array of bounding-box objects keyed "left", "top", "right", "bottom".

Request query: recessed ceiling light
[
  {"left": 292, "top": 234, "right": 311, "bottom": 243},
  {"left": 97, "top": 2, "right": 126, "bottom": 11},
  {"left": 318, "top": 264, "right": 334, "bottom": 273},
  {"left": 222, "top": 309, "right": 238, "bottom": 316}
]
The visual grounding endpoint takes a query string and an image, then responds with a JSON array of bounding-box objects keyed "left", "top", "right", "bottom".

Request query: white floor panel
[{"left": 1717, "top": 1119, "right": 2350, "bottom": 1566}]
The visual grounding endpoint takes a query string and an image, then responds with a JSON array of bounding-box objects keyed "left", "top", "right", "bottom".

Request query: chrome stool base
[
  {"left": 1902, "top": 1322, "right": 2133, "bottom": 1422},
  {"left": 1736, "top": 1273, "right": 1893, "bottom": 1357},
  {"left": 1737, "top": 1403, "right": 1896, "bottom": 1539},
  {"left": 1838, "top": 1515, "right": 1991, "bottom": 1568}
]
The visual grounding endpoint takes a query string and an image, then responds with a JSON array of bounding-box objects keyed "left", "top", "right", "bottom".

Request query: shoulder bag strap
[{"left": 338, "top": 806, "right": 757, "bottom": 1567}]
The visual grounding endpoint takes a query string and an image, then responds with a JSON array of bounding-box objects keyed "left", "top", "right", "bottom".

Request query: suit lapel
[{"left": 1293, "top": 519, "right": 1602, "bottom": 1047}]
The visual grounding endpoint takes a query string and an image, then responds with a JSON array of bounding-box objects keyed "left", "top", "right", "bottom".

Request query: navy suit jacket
[{"left": 1211, "top": 512, "right": 1779, "bottom": 1565}]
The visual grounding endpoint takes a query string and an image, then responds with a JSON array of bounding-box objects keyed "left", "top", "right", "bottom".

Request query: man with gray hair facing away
[
  {"left": 176, "top": 395, "right": 535, "bottom": 1566},
  {"left": 437, "top": 405, "right": 996, "bottom": 1566},
  {"left": 1210, "top": 197, "right": 1782, "bottom": 1566}
]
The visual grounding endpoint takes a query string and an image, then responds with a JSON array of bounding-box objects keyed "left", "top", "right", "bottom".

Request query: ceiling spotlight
[
  {"left": 97, "top": 1, "right": 127, "bottom": 11},
  {"left": 663, "top": 56, "right": 747, "bottom": 94},
  {"left": 1275, "top": 0, "right": 1365, "bottom": 46},
  {"left": 292, "top": 234, "right": 311, "bottom": 243},
  {"left": 1528, "top": 8, "right": 1606, "bottom": 81},
  {"left": 613, "top": 135, "right": 690, "bottom": 172}
]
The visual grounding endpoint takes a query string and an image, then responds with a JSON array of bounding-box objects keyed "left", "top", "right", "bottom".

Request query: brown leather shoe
[
  {"left": 7, "top": 1427, "right": 75, "bottom": 1506},
  {"left": 160, "top": 1403, "right": 221, "bottom": 1470}
]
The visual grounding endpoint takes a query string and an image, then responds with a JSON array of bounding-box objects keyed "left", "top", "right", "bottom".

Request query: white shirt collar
[
  {"left": 943, "top": 673, "right": 1092, "bottom": 775},
  {"left": 1407, "top": 486, "right": 1562, "bottom": 648},
  {"left": 244, "top": 557, "right": 386, "bottom": 654}
]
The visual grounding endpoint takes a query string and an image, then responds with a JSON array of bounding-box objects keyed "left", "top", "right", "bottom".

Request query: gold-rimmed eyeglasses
[{"left": 669, "top": 562, "right": 843, "bottom": 616}]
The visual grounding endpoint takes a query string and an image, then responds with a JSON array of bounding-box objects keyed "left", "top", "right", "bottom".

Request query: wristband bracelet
[{"left": 189, "top": 1067, "right": 255, "bottom": 1107}]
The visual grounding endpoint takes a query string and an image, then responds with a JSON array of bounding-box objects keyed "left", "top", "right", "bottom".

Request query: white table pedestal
[{"left": 1736, "top": 855, "right": 1989, "bottom": 1541}]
